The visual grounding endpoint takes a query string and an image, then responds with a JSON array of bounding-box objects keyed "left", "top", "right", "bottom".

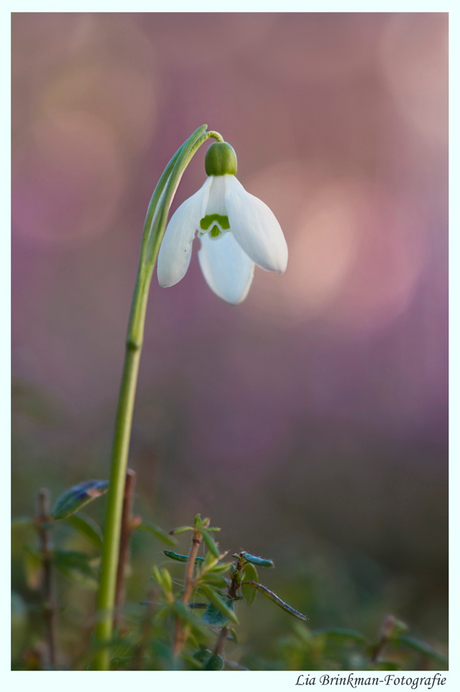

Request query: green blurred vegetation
[
  {"left": 12, "top": 378, "right": 448, "bottom": 670},
  {"left": 11, "top": 476, "right": 447, "bottom": 671}
]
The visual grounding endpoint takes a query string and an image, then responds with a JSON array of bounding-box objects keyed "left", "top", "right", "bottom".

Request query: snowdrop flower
[{"left": 157, "top": 142, "right": 288, "bottom": 305}]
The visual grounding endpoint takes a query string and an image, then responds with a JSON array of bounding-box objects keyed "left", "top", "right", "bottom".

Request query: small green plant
[
  {"left": 274, "top": 617, "right": 448, "bottom": 672},
  {"left": 142, "top": 513, "right": 307, "bottom": 670},
  {"left": 11, "top": 481, "right": 307, "bottom": 670},
  {"left": 11, "top": 482, "right": 447, "bottom": 671}
]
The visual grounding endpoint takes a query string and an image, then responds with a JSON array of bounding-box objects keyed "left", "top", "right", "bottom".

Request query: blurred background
[{"left": 12, "top": 12, "right": 448, "bottom": 665}]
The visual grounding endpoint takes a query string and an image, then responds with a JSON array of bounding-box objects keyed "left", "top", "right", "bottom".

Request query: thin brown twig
[
  {"left": 371, "top": 614, "right": 397, "bottom": 663},
  {"left": 36, "top": 488, "right": 57, "bottom": 669},
  {"left": 114, "top": 469, "right": 138, "bottom": 631},
  {"left": 213, "top": 626, "right": 228, "bottom": 657},
  {"left": 211, "top": 554, "right": 243, "bottom": 661},
  {"left": 229, "top": 555, "right": 245, "bottom": 599},
  {"left": 182, "top": 532, "right": 202, "bottom": 604},
  {"left": 172, "top": 526, "right": 204, "bottom": 659}
]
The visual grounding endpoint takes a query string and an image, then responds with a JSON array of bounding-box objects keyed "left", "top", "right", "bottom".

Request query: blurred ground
[{"left": 12, "top": 12, "right": 448, "bottom": 656}]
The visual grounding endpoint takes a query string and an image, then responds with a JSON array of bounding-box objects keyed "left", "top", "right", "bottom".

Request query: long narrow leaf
[
  {"left": 201, "top": 530, "right": 220, "bottom": 558},
  {"left": 163, "top": 550, "right": 204, "bottom": 564},
  {"left": 312, "top": 627, "right": 367, "bottom": 643},
  {"left": 66, "top": 514, "right": 103, "bottom": 550},
  {"left": 396, "top": 635, "right": 448, "bottom": 665},
  {"left": 136, "top": 522, "right": 177, "bottom": 546},
  {"left": 52, "top": 480, "right": 108, "bottom": 520},
  {"left": 241, "top": 552, "right": 274, "bottom": 568},
  {"left": 198, "top": 573, "right": 228, "bottom": 589},
  {"left": 242, "top": 563, "right": 258, "bottom": 605},
  {"left": 242, "top": 581, "right": 307, "bottom": 621},
  {"left": 172, "top": 600, "right": 208, "bottom": 637},
  {"left": 200, "top": 585, "right": 238, "bottom": 625},
  {"left": 169, "top": 526, "right": 194, "bottom": 535}
]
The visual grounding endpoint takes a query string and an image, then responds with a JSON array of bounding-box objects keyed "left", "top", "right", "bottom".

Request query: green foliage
[
  {"left": 53, "top": 549, "right": 99, "bottom": 590},
  {"left": 242, "top": 580, "right": 307, "bottom": 621},
  {"left": 11, "top": 592, "right": 27, "bottom": 659},
  {"left": 242, "top": 562, "right": 258, "bottom": 605},
  {"left": 240, "top": 552, "right": 274, "bottom": 568},
  {"left": 201, "top": 530, "right": 220, "bottom": 558},
  {"left": 312, "top": 627, "right": 368, "bottom": 643},
  {"left": 271, "top": 619, "right": 448, "bottom": 672},
  {"left": 199, "top": 586, "right": 239, "bottom": 625},
  {"left": 11, "top": 504, "right": 447, "bottom": 672},
  {"left": 52, "top": 480, "right": 109, "bottom": 520},
  {"left": 202, "top": 602, "right": 233, "bottom": 627},
  {"left": 136, "top": 522, "right": 177, "bottom": 546},
  {"left": 396, "top": 634, "right": 448, "bottom": 665},
  {"left": 204, "top": 653, "right": 225, "bottom": 670},
  {"left": 163, "top": 550, "right": 204, "bottom": 564},
  {"left": 65, "top": 514, "right": 103, "bottom": 550},
  {"left": 23, "top": 548, "right": 43, "bottom": 590}
]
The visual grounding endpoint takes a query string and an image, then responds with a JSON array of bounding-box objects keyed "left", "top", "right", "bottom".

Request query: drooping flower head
[{"left": 157, "top": 142, "right": 288, "bottom": 304}]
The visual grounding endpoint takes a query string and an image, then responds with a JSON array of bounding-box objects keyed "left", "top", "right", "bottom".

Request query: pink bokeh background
[{"left": 12, "top": 12, "right": 448, "bottom": 642}]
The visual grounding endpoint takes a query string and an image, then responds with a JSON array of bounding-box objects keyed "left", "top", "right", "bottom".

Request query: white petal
[
  {"left": 198, "top": 232, "right": 255, "bottom": 305},
  {"left": 157, "top": 178, "right": 212, "bottom": 287},
  {"left": 224, "top": 175, "right": 288, "bottom": 273},
  {"left": 205, "top": 175, "right": 227, "bottom": 216}
]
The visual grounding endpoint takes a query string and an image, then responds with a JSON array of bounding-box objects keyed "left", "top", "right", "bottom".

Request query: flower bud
[{"left": 205, "top": 142, "right": 237, "bottom": 177}]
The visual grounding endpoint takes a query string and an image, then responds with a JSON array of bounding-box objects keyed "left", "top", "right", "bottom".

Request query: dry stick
[
  {"left": 213, "top": 554, "right": 243, "bottom": 659},
  {"left": 113, "top": 469, "right": 137, "bottom": 631},
  {"left": 228, "top": 555, "right": 245, "bottom": 599},
  {"left": 36, "top": 488, "right": 57, "bottom": 669},
  {"left": 172, "top": 528, "right": 204, "bottom": 659},
  {"left": 213, "top": 626, "right": 229, "bottom": 657},
  {"left": 371, "top": 614, "right": 396, "bottom": 663}
]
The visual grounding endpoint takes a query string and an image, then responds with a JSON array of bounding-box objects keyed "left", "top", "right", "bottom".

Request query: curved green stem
[{"left": 93, "top": 125, "right": 223, "bottom": 670}]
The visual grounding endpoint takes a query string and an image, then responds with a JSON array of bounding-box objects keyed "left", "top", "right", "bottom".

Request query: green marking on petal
[
  {"left": 210, "top": 226, "right": 221, "bottom": 238},
  {"left": 200, "top": 214, "right": 230, "bottom": 231}
]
